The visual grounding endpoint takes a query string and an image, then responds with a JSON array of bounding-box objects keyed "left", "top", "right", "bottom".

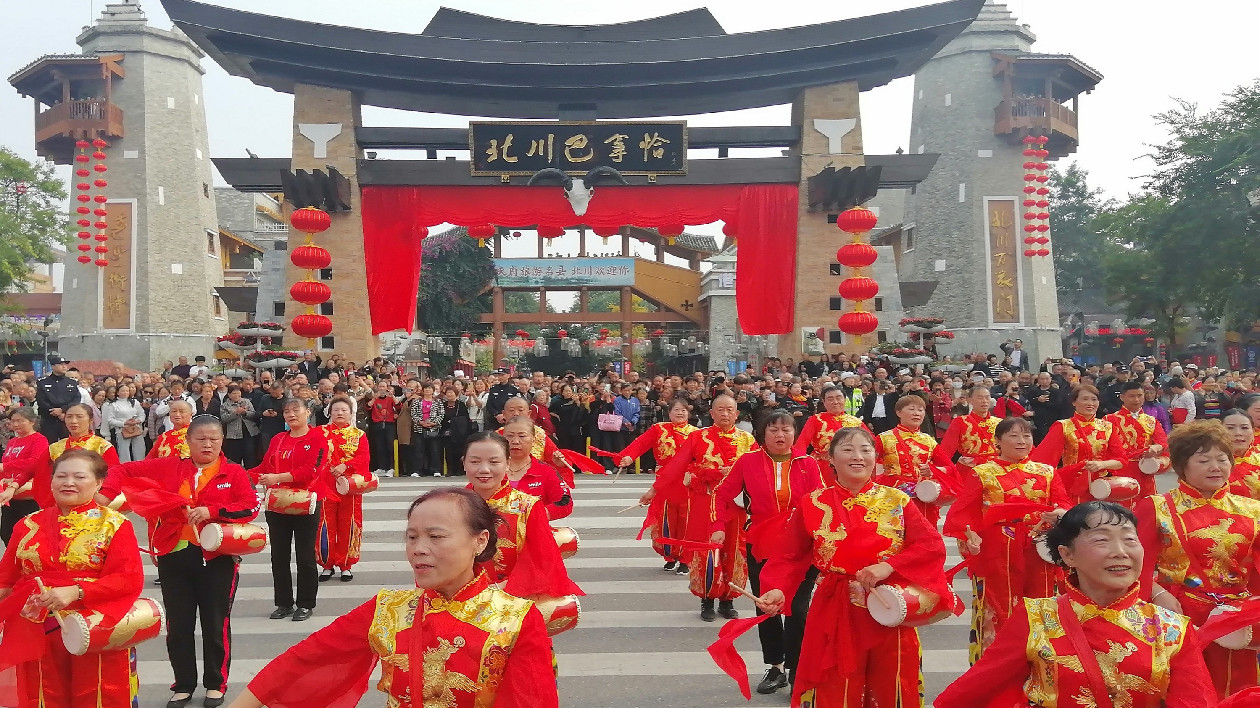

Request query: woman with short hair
[
  {"left": 226, "top": 487, "right": 559, "bottom": 708},
  {"left": 1137, "top": 421, "right": 1260, "bottom": 698},
  {"left": 1031, "top": 384, "right": 1123, "bottom": 504},
  {"left": 935, "top": 501, "right": 1214, "bottom": 708},
  {"left": 944, "top": 416, "right": 1071, "bottom": 663},
  {"left": 0, "top": 407, "right": 47, "bottom": 542},
  {"left": 316, "top": 395, "right": 369, "bottom": 583},
  {"left": 105, "top": 383, "right": 146, "bottom": 463}
]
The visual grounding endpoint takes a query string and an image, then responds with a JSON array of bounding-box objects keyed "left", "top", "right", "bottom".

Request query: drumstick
[
  {"left": 726, "top": 583, "right": 759, "bottom": 603},
  {"left": 34, "top": 578, "right": 66, "bottom": 628},
  {"left": 616, "top": 503, "right": 645, "bottom": 514}
]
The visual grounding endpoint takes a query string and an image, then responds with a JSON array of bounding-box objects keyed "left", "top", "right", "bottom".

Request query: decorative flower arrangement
[
  {"left": 898, "top": 317, "right": 945, "bottom": 328},
  {"left": 245, "top": 350, "right": 302, "bottom": 363},
  {"left": 891, "top": 347, "right": 933, "bottom": 358},
  {"left": 237, "top": 321, "right": 285, "bottom": 331},
  {"left": 217, "top": 333, "right": 273, "bottom": 347},
  {"left": 934, "top": 331, "right": 955, "bottom": 340}
]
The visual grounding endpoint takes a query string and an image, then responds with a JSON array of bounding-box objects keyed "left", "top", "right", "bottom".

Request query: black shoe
[
  {"left": 662, "top": 561, "right": 677, "bottom": 572},
  {"left": 292, "top": 607, "right": 314, "bottom": 622},
  {"left": 700, "top": 600, "right": 717, "bottom": 622},
  {"left": 340, "top": 570, "right": 354, "bottom": 582},
  {"left": 166, "top": 694, "right": 192, "bottom": 708},
  {"left": 318, "top": 569, "right": 334, "bottom": 582},
  {"left": 675, "top": 563, "right": 690, "bottom": 575},
  {"left": 269, "top": 606, "right": 293, "bottom": 620},
  {"left": 203, "top": 694, "right": 225, "bottom": 708},
  {"left": 756, "top": 667, "right": 788, "bottom": 694},
  {"left": 154, "top": 577, "right": 162, "bottom": 586},
  {"left": 718, "top": 599, "right": 739, "bottom": 619},
  {"left": 788, "top": 669, "right": 795, "bottom": 687}
]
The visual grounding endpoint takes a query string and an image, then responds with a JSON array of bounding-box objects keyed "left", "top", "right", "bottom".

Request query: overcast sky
[{"left": 3, "top": 0, "right": 1258, "bottom": 264}]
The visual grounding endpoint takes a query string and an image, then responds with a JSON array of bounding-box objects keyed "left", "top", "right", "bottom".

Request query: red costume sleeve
[
  {"left": 791, "top": 417, "right": 819, "bottom": 457},
  {"left": 1167, "top": 627, "right": 1220, "bottom": 707},
  {"left": 101, "top": 457, "right": 167, "bottom": 501},
  {"left": 652, "top": 437, "right": 694, "bottom": 501},
  {"left": 711, "top": 452, "right": 751, "bottom": 534},
  {"left": 102, "top": 445, "right": 120, "bottom": 468},
  {"left": 885, "top": 500, "right": 951, "bottom": 601},
  {"left": 1135, "top": 496, "right": 1160, "bottom": 598},
  {"left": 79, "top": 518, "right": 144, "bottom": 614},
  {"left": 1030, "top": 422, "right": 1065, "bottom": 466},
  {"left": 531, "top": 462, "right": 572, "bottom": 521},
  {"left": 211, "top": 463, "right": 262, "bottom": 523},
  {"left": 348, "top": 434, "right": 369, "bottom": 476},
  {"left": 495, "top": 607, "right": 559, "bottom": 708},
  {"left": 933, "top": 421, "right": 962, "bottom": 466},
  {"left": 1007, "top": 399, "right": 1027, "bottom": 417},
  {"left": 932, "top": 600, "right": 1032, "bottom": 708},
  {"left": 758, "top": 506, "right": 815, "bottom": 605},
  {"left": 1049, "top": 471, "right": 1072, "bottom": 510},
  {"left": 503, "top": 502, "right": 584, "bottom": 598},
  {"left": 619, "top": 426, "right": 661, "bottom": 463},
  {"left": 247, "top": 598, "right": 377, "bottom": 708},
  {"left": 0, "top": 518, "right": 24, "bottom": 587},
  {"left": 3, "top": 435, "right": 49, "bottom": 487},
  {"left": 942, "top": 473, "right": 984, "bottom": 540}
]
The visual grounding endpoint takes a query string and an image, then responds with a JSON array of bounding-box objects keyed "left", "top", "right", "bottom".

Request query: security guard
[
  {"left": 35, "top": 354, "right": 79, "bottom": 443},
  {"left": 484, "top": 368, "right": 519, "bottom": 428}
]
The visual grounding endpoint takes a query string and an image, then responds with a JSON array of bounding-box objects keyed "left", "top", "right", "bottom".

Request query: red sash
[{"left": 1056, "top": 594, "right": 1114, "bottom": 708}]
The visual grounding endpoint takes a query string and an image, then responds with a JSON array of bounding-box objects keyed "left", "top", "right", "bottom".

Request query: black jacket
[
  {"left": 36, "top": 373, "right": 79, "bottom": 419},
  {"left": 255, "top": 394, "right": 288, "bottom": 436},
  {"left": 860, "top": 393, "right": 899, "bottom": 434}
]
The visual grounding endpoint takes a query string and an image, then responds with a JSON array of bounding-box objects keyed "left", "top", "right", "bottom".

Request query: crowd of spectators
[{"left": 0, "top": 342, "right": 1243, "bottom": 475}]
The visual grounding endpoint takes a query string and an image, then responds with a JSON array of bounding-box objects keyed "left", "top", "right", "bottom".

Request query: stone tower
[
  {"left": 11, "top": 0, "right": 225, "bottom": 369},
  {"left": 898, "top": 1, "right": 1099, "bottom": 361}
]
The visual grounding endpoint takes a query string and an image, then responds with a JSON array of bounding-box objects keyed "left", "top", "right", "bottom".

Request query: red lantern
[
  {"left": 74, "top": 154, "right": 90, "bottom": 164},
  {"left": 592, "top": 225, "right": 620, "bottom": 244},
  {"left": 599, "top": 328, "right": 610, "bottom": 336},
  {"left": 94, "top": 245, "right": 109, "bottom": 254},
  {"left": 290, "top": 280, "right": 331, "bottom": 305},
  {"left": 467, "top": 224, "right": 496, "bottom": 247},
  {"left": 658, "top": 224, "right": 684, "bottom": 245},
  {"left": 1022, "top": 136, "right": 1038, "bottom": 145},
  {"left": 837, "top": 311, "right": 879, "bottom": 336},
  {"left": 1024, "top": 249, "right": 1037, "bottom": 257},
  {"left": 1036, "top": 248, "right": 1050, "bottom": 257},
  {"left": 76, "top": 140, "right": 91, "bottom": 149},
  {"left": 76, "top": 243, "right": 92, "bottom": 252},
  {"left": 1023, "top": 186, "right": 1036, "bottom": 194},
  {"left": 836, "top": 242, "right": 878, "bottom": 268},
  {"left": 1144, "top": 337, "right": 1156, "bottom": 346},
  {"left": 838, "top": 276, "right": 879, "bottom": 301},
  {"left": 538, "top": 225, "right": 565, "bottom": 241},
  {"left": 291, "top": 314, "right": 333, "bottom": 339},
  {"left": 652, "top": 329, "right": 665, "bottom": 337},
  {"left": 836, "top": 206, "right": 877, "bottom": 234},
  {"left": 77, "top": 255, "right": 92, "bottom": 264},
  {"left": 290, "top": 244, "right": 332, "bottom": 270},
  {"left": 722, "top": 222, "right": 738, "bottom": 240},
  {"left": 557, "top": 329, "right": 568, "bottom": 338},
  {"left": 516, "top": 329, "right": 529, "bottom": 338},
  {"left": 92, "top": 138, "right": 107, "bottom": 149},
  {"left": 1112, "top": 337, "right": 1124, "bottom": 348},
  {"left": 290, "top": 207, "right": 331, "bottom": 235}
]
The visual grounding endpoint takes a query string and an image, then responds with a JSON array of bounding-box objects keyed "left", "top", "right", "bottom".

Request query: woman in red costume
[
  {"left": 753, "top": 427, "right": 957, "bottom": 707},
  {"left": 9, "top": 403, "right": 119, "bottom": 510},
  {"left": 712, "top": 410, "right": 823, "bottom": 694},
  {"left": 641, "top": 395, "right": 757, "bottom": 621},
  {"left": 1032, "top": 385, "right": 1123, "bottom": 503},
  {"left": 932, "top": 384, "right": 998, "bottom": 479},
  {"left": 0, "top": 449, "right": 145, "bottom": 708},
  {"left": 791, "top": 385, "right": 869, "bottom": 486},
  {"left": 0, "top": 408, "right": 49, "bottom": 543},
  {"left": 464, "top": 431, "right": 582, "bottom": 601},
  {"left": 502, "top": 416, "right": 572, "bottom": 520},
  {"left": 875, "top": 395, "right": 952, "bottom": 526},
  {"left": 619, "top": 398, "right": 697, "bottom": 571},
  {"left": 225, "top": 487, "right": 558, "bottom": 708},
  {"left": 1104, "top": 380, "right": 1171, "bottom": 501},
  {"left": 944, "top": 416, "right": 1070, "bottom": 664},
  {"left": 936, "top": 501, "right": 1215, "bottom": 708},
  {"left": 1137, "top": 421, "right": 1260, "bottom": 699},
  {"left": 317, "top": 395, "right": 370, "bottom": 582},
  {"left": 495, "top": 397, "right": 575, "bottom": 486},
  {"left": 1223, "top": 409, "right": 1260, "bottom": 499}
]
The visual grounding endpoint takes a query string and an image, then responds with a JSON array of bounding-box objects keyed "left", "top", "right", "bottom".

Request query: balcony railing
[
  {"left": 254, "top": 222, "right": 289, "bottom": 234},
  {"left": 995, "top": 97, "right": 1078, "bottom": 138},
  {"left": 35, "top": 100, "right": 125, "bottom": 140}
]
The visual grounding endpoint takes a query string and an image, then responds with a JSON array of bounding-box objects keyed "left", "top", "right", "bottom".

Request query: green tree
[
  {"left": 1046, "top": 163, "right": 1112, "bottom": 307},
  {"left": 0, "top": 148, "right": 70, "bottom": 297},
  {"left": 417, "top": 228, "right": 493, "bottom": 372}
]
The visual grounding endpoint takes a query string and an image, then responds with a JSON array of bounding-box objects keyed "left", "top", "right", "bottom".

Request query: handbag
[
  {"left": 121, "top": 421, "right": 145, "bottom": 439},
  {"left": 597, "top": 413, "right": 624, "bottom": 432}
]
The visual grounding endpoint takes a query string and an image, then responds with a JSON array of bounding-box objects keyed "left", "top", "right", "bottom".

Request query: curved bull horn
[
  {"left": 528, "top": 168, "right": 572, "bottom": 187},
  {"left": 583, "top": 166, "right": 629, "bottom": 188}
]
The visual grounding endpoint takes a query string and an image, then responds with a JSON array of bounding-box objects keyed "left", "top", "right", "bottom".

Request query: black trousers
[
  {"left": 367, "top": 422, "right": 396, "bottom": 471},
  {"left": 222, "top": 437, "right": 254, "bottom": 466},
  {"left": 409, "top": 434, "right": 442, "bottom": 475},
  {"left": 443, "top": 436, "right": 467, "bottom": 476},
  {"left": 157, "top": 544, "right": 240, "bottom": 693},
  {"left": 0, "top": 499, "right": 39, "bottom": 544},
  {"left": 747, "top": 546, "right": 817, "bottom": 669},
  {"left": 266, "top": 507, "right": 321, "bottom": 610}
]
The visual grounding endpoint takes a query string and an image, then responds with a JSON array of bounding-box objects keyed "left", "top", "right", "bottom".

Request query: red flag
[
  {"left": 707, "top": 614, "right": 773, "bottom": 699},
  {"left": 120, "top": 477, "right": 187, "bottom": 519},
  {"left": 560, "top": 449, "right": 608, "bottom": 476}
]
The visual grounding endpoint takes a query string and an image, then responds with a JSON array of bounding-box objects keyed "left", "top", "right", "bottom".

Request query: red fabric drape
[
  {"left": 360, "top": 187, "right": 427, "bottom": 335},
  {"left": 358, "top": 184, "right": 798, "bottom": 335}
]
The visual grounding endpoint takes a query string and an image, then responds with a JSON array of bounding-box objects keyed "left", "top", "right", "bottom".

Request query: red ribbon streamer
[{"left": 707, "top": 614, "right": 774, "bottom": 699}]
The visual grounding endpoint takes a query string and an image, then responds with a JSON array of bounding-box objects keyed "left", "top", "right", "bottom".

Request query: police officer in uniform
[
  {"left": 484, "top": 368, "right": 518, "bottom": 429},
  {"left": 35, "top": 355, "right": 79, "bottom": 443}
]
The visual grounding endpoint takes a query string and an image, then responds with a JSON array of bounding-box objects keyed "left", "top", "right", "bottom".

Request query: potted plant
[
  {"left": 898, "top": 317, "right": 946, "bottom": 334},
  {"left": 236, "top": 321, "right": 286, "bottom": 338}
]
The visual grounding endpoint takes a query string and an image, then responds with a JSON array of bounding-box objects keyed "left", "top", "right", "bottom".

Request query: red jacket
[
  {"left": 712, "top": 450, "right": 824, "bottom": 537},
  {"left": 248, "top": 427, "right": 334, "bottom": 494},
  {"left": 102, "top": 454, "right": 259, "bottom": 560},
  {"left": 510, "top": 458, "right": 572, "bottom": 520},
  {"left": 1, "top": 432, "right": 49, "bottom": 490}
]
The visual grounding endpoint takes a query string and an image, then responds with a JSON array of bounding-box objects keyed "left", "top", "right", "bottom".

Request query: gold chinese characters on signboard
[
  {"left": 101, "top": 201, "right": 133, "bottom": 331},
  {"left": 987, "top": 198, "right": 1020, "bottom": 324}
]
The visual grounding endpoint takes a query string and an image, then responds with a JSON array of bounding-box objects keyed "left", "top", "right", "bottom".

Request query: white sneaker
[
  {"left": 410, "top": 472, "right": 421, "bottom": 478},
  {"left": 432, "top": 471, "right": 442, "bottom": 477}
]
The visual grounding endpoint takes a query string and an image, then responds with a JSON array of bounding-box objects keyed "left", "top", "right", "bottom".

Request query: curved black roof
[{"left": 161, "top": 0, "right": 984, "bottom": 119}]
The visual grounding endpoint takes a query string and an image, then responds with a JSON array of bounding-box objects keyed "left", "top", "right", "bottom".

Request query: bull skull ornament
[{"left": 527, "top": 166, "right": 629, "bottom": 216}]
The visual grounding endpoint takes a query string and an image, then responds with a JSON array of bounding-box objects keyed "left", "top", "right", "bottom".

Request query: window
[
  {"left": 877, "top": 330, "right": 888, "bottom": 343},
  {"left": 207, "top": 231, "right": 217, "bottom": 256},
  {"left": 318, "top": 302, "right": 334, "bottom": 316},
  {"left": 273, "top": 241, "right": 286, "bottom": 251},
  {"left": 272, "top": 301, "right": 285, "bottom": 317},
  {"left": 828, "top": 297, "right": 843, "bottom": 311},
  {"left": 319, "top": 268, "right": 333, "bottom": 281},
  {"left": 202, "top": 183, "right": 210, "bottom": 198},
  {"left": 211, "top": 294, "right": 223, "bottom": 318},
  {"left": 829, "top": 264, "right": 844, "bottom": 276},
  {"left": 873, "top": 297, "right": 883, "bottom": 312},
  {"left": 828, "top": 330, "right": 844, "bottom": 344},
  {"left": 904, "top": 227, "right": 915, "bottom": 252},
  {"left": 319, "top": 336, "right": 335, "bottom": 351}
]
